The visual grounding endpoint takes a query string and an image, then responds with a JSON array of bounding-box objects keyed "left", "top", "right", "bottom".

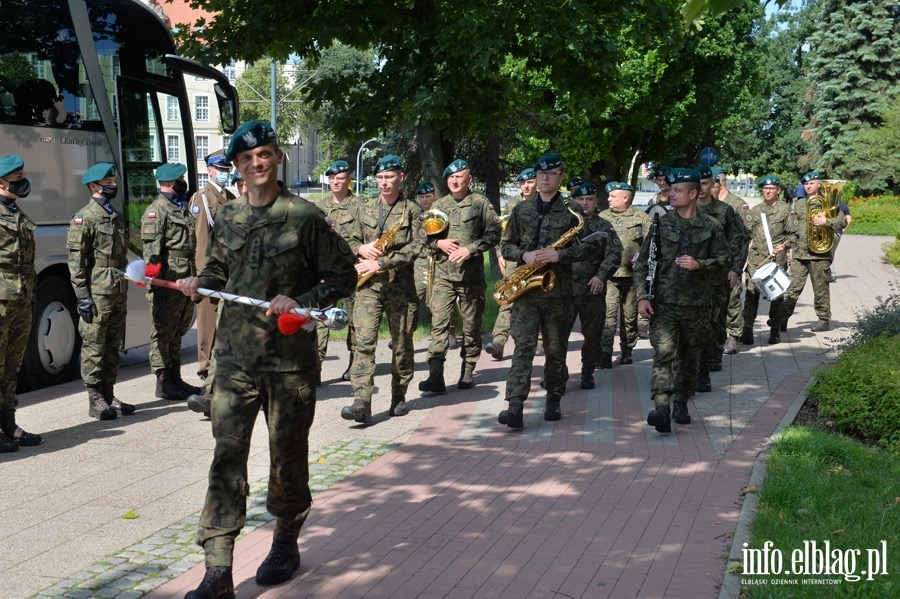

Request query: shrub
[
  {"left": 884, "top": 236, "right": 900, "bottom": 269},
  {"left": 834, "top": 280, "right": 900, "bottom": 351}
]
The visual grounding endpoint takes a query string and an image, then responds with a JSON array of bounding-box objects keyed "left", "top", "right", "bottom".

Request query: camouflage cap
[
  {"left": 800, "top": 171, "right": 821, "bottom": 183},
  {"left": 570, "top": 183, "right": 598, "bottom": 198},
  {"left": 758, "top": 174, "right": 781, "bottom": 188},
  {"left": 373, "top": 154, "right": 404, "bottom": 175},
  {"left": 665, "top": 168, "right": 701, "bottom": 185},
  {"left": 534, "top": 152, "right": 564, "bottom": 172},
  {"left": 515, "top": 168, "right": 536, "bottom": 182},
  {"left": 416, "top": 181, "right": 435, "bottom": 195},
  {"left": 442, "top": 159, "right": 469, "bottom": 179},
  {"left": 81, "top": 162, "right": 116, "bottom": 185},
  {"left": 154, "top": 162, "right": 187, "bottom": 182},
  {"left": 225, "top": 121, "right": 277, "bottom": 162},
  {"left": 696, "top": 165, "right": 713, "bottom": 180},
  {"left": 0, "top": 154, "right": 24, "bottom": 179},
  {"left": 325, "top": 160, "right": 351, "bottom": 177}
]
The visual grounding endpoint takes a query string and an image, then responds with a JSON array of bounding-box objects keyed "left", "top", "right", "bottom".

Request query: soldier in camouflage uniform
[
  {"left": 341, "top": 155, "right": 423, "bottom": 424},
  {"left": 497, "top": 153, "right": 593, "bottom": 429},
  {"left": 634, "top": 168, "right": 730, "bottom": 433},
  {"left": 315, "top": 160, "right": 359, "bottom": 384},
  {"left": 568, "top": 183, "right": 622, "bottom": 389},
  {"left": 420, "top": 160, "right": 500, "bottom": 393},
  {"left": 177, "top": 121, "right": 356, "bottom": 597},
  {"left": 695, "top": 165, "right": 749, "bottom": 393},
  {"left": 142, "top": 163, "right": 201, "bottom": 401},
  {"left": 647, "top": 165, "right": 672, "bottom": 209},
  {"left": 485, "top": 168, "right": 536, "bottom": 361},
  {"left": 783, "top": 171, "right": 845, "bottom": 332},
  {"left": 0, "top": 155, "right": 41, "bottom": 453},
  {"left": 67, "top": 163, "right": 134, "bottom": 421},
  {"left": 598, "top": 181, "right": 651, "bottom": 367},
  {"left": 741, "top": 175, "right": 798, "bottom": 345}
]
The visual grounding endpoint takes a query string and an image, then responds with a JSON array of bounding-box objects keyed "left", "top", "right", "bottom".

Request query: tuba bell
[
  {"left": 420, "top": 209, "right": 450, "bottom": 235},
  {"left": 806, "top": 179, "right": 845, "bottom": 254}
]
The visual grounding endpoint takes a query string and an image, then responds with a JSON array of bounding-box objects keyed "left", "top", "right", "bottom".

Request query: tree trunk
[
  {"left": 416, "top": 125, "right": 446, "bottom": 196},
  {"left": 484, "top": 134, "right": 502, "bottom": 278}
]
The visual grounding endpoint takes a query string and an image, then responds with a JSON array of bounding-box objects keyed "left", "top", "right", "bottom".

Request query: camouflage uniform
[
  {"left": 141, "top": 193, "right": 196, "bottom": 373},
  {"left": 425, "top": 191, "right": 500, "bottom": 376},
  {"left": 411, "top": 217, "right": 430, "bottom": 325},
  {"left": 67, "top": 199, "right": 129, "bottom": 386},
  {"left": 598, "top": 205, "right": 651, "bottom": 360},
  {"left": 196, "top": 189, "right": 356, "bottom": 565},
  {"left": 501, "top": 193, "right": 592, "bottom": 406},
  {"left": 783, "top": 197, "right": 845, "bottom": 325},
  {"left": 347, "top": 196, "right": 423, "bottom": 406},
  {"left": 741, "top": 201, "right": 797, "bottom": 333},
  {"left": 489, "top": 193, "right": 527, "bottom": 349},
  {"left": 633, "top": 212, "right": 730, "bottom": 406},
  {"left": 720, "top": 192, "right": 751, "bottom": 340},
  {"left": 189, "top": 181, "right": 235, "bottom": 381}
]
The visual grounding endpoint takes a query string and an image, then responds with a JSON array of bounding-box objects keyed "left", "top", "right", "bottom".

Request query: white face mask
[{"left": 215, "top": 172, "right": 230, "bottom": 185}]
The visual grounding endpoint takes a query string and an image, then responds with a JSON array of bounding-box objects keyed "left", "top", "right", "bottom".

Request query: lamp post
[
  {"left": 356, "top": 138, "right": 378, "bottom": 195},
  {"left": 294, "top": 139, "right": 303, "bottom": 190}
]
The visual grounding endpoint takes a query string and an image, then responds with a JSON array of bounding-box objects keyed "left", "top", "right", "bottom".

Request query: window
[
  {"left": 167, "top": 96, "right": 179, "bottom": 121},
  {"left": 224, "top": 60, "right": 237, "bottom": 82},
  {"left": 195, "top": 135, "right": 209, "bottom": 160},
  {"left": 194, "top": 95, "right": 209, "bottom": 121},
  {"left": 167, "top": 135, "right": 180, "bottom": 160},
  {"left": 198, "top": 173, "right": 209, "bottom": 188}
]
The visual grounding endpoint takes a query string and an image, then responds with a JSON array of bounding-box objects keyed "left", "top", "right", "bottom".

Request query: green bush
[
  {"left": 846, "top": 195, "right": 900, "bottom": 236},
  {"left": 808, "top": 335, "right": 900, "bottom": 455},
  {"left": 835, "top": 281, "right": 900, "bottom": 351},
  {"left": 883, "top": 236, "right": 900, "bottom": 268}
]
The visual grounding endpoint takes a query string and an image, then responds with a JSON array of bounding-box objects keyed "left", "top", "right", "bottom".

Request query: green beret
[
  {"left": 665, "top": 168, "right": 701, "bottom": 185},
  {"left": 442, "top": 159, "right": 469, "bottom": 179},
  {"left": 534, "top": 152, "right": 564, "bottom": 171},
  {"left": 800, "top": 171, "right": 820, "bottom": 183},
  {"left": 225, "top": 120, "right": 277, "bottom": 162},
  {"left": 758, "top": 174, "right": 781, "bottom": 188},
  {"left": 515, "top": 168, "right": 536, "bottom": 182},
  {"left": 0, "top": 155, "right": 24, "bottom": 179},
  {"left": 416, "top": 182, "right": 435, "bottom": 195},
  {"left": 325, "top": 160, "right": 350, "bottom": 177},
  {"left": 571, "top": 183, "right": 598, "bottom": 198},
  {"left": 695, "top": 165, "right": 713, "bottom": 179},
  {"left": 649, "top": 165, "right": 671, "bottom": 179},
  {"left": 81, "top": 163, "right": 116, "bottom": 185},
  {"left": 711, "top": 166, "right": 727, "bottom": 178},
  {"left": 231, "top": 170, "right": 243, "bottom": 184},
  {"left": 155, "top": 162, "right": 187, "bottom": 182},
  {"left": 373, "top": 154, "right": 403, "bottom": 175},
  {"left": 566, "top": 177, "right": 584, "bottom": 191},
  {"left": 605, "top": 181, "right": 633, "bottom": 193}
]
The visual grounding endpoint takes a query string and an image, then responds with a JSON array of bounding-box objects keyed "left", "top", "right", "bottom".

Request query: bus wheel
[{"left": 20, "top": 276, "right": 82, "bottom": 391}]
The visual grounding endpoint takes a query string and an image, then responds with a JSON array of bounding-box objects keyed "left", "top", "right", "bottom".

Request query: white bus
[{"left": 0, "top": 0, "right": 238, "bottom": 390}]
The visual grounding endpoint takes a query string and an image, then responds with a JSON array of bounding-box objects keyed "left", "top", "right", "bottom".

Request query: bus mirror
[{"left": 214, "top": 83, "right": 236, "bottom": 133}]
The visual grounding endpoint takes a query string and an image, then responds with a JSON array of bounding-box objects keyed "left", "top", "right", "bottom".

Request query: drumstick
[{"left": 760, "top": 212, "right": 775, "bottom": 256}]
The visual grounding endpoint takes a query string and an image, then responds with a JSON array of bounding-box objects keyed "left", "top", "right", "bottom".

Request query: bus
[{"left": 0, "top": 0, "right": 238, "bottom": 390}]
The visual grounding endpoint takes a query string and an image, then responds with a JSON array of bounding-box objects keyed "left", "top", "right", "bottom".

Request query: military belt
[
  {"left": 168, "top": 250, "right": 192, "bottom": 259},
  {"left": 93, "top": 258, "right": 119, "bottom": 268},
  {"left": 0, "top": 264, "right": 32, "bottom": 274}
]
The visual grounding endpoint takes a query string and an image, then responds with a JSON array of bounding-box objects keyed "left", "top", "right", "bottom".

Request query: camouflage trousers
[
  {"left": 351, "top": 284, "right": 414, "bottom": 402},
  {"left": 198, "top": 362, "right": 316, "bottom": 566},
  {"left": 742, "top": 275, "right": 786, "bottom": 330},
  {"left": 195, "top": 297, "right": 219, "bottom": 379},
  {"left": 701, "top": 285, "right": 729, "bottom": 370},
  {"left": 148, "top": 287, "right": 194, "bottom": 372},
  {"left": 784, "top": 258, "right": 832, "bottom": 322},
  {"left": 506, "top": 293, "right": 573, "bottom": 404},
  {"left": 427, "top": 277, "right": 485, "bottom": 369},
  {"left": 0, "top": 297, "right": 31, "bottom": 410},
  {"left": 572, "top": 294, "right": 606, "bottom": 373},
  {"left": 491, "top": 302, "right": 513, "bottom": 348},
  {"left": 725, "top": 280, "right": 745, "bottom": 338},
  {"left": 316, "top": 295, "right": 356, "bottom": 367},
  {"left": 79, "top": 292, "right": 126, "bottom": 386},
  {"left": 649, "top": 303, "right": 711, "bottom": 406},
  {"left": 602, "top": 276, "right": 638, "bottom": 356}
]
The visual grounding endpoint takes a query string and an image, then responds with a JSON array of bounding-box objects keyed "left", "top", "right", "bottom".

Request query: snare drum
[{"left": 751, "top": 261, "right": 791, "bottom": 301}]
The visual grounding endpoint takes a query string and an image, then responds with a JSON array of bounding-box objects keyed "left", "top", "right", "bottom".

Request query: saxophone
[
  {"left": 493, "top": 206, "right": 585, "bottom": 306},
  {"left": 357, "top": 219, "right": 405, "bottom": 288}
]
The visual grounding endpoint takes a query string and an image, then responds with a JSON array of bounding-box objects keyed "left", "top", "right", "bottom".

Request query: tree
[
  {"left": 234, "top": 58, "right": 309, "bottom": 145},
  {"left": 845, "top": 89, "right": 900, "bottom": 193}
]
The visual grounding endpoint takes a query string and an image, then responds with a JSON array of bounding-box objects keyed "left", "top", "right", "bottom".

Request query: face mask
[
  {"left": 215, "top": 172, "right": 230, "bottom": 185},
  {"left": 172, "top": 180, "right": 188, "bottom": 197},
  {"left": 4, "top": 177, "right": 31, "bottom": 198},
  {"left": 100, "top": 184, "right": 118, "bottom": 200}
]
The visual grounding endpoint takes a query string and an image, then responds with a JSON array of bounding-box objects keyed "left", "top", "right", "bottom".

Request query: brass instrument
[
  {"left": 420, "top": 209, "right": 450, "bottom": 235},
  {"left": 499, "top": 214, "right": 510, "bottom": 232},
  {"left": 493, "top": 206, "right": 585, "bottom": 306},
  {"left": 806, "top": 179, "right": 846, "bottom": 254},
  {"left": 357, "top": 220, "right": 405, "bottom": 288}
]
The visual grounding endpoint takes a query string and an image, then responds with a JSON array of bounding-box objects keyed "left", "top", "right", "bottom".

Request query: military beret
[
  {"left": 0, "top": 155, "right": 24, "bottom": 179},
  {"left": 155, "top": 162, "right": 187, "bottom": 182},
  {"left": 231, "top": 170, "right": 243, "bottom": 184},
  {"left": 534, "top": 152, "right": 564, "bottom": 171},
  {"left": 82, "top": 163, "right": 116, "bottom": 185},
  {"left": 649, "top": 165, "right": 671, "bottom": 179},
  {"left": 571, "top": 183, "right": 598, "bottom": 198},
  {"left": 373, "top": 154, "right": 404, "bottom": 175},
  {"left": 665, "top": 168, "right": 701, "bottom": 185},
  {"left": 515, "top": 168, "right": 536, "bottom": 182},
  {"left": 605, "top": 181, "right": 634, "bottom": 193},
  {"left": 225, "top": 120, "right": 277, "bottom": 162},
  {"left": 711, "top": 166, "right": 727, "bottom": 178},
  {"left": 566, "top": 177, "right": 584, "bottom": 191},
  {"left": 696, "top": 165, "right": 713, "bottom": 180},
  {"left": 800, "top": 171, "right": 821, "bottom": 183},
  {"left": 325, "top": 160, "right": 350, "bottom": 177},
  {"left": 416, "top": 181, "right": 435, "bottom": 195},
  {"left": 442, "top": 159, "right": 469, "bottom": 179},
  {"left": 758, "top": 174, "right": 781, "bottom": 188}
]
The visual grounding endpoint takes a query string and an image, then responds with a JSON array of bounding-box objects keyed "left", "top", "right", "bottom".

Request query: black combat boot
[
  {"left": 103, "top": 382, "right": 135, "bottom": 416},
  {"left": 598, "top": 353, "right": 613, "bottom": 369},
  {"left": 389, "top": 395, "right": 409, "bottom": 417},
  {"left": 580, "top": 371, "right": 595, "bottom": 390},
  {"left": 185, "top": 565, "right": 234, "bottom": 599},
  {"left": 418, "top": 359, "right": 446, "bottom": 394},
  {"left": 340, "top": 399, "right": 372, "bottom": 424},
  {"left": 647, "top": 404, "right": 671, "bottom": 433},
  {"left": 0, "top": 434, "right": 17, "bottom": 453},
  {"left": 544, "top": 396, "right": 562, "bottom": 421},
  {"left": 672, "top": 400, "right": 691, "bottom": 425},
  {"left": 768, "top": 327, "right": 781, "bottom": 345},
  {"left": 256, "top": 539, "right": 301, "bottom": 585},
  {"left": 498, "top": 402, "right": 524, "bottom": 429},
  {"left": 619, "top": 351, "right": 633, "bottom": 365},
  {"left": 88, "top": 384, "right": 117, "bottom": 420},
  {"left": 457, "top": 365, "right": 475, "bottom": 390},
  {"left": 341, "top": 354, "right": 353, "bottom": 381},
  {"left": 156, "top": 369, "right": 189, "bottom": 401},
  {"left": 740, "top": 328, "right": 754, "bottom": 345},
  {"left": 187, "top": 385, "right": 212, "bottom": 417},
  {"left": 171, "top": 367, "right": 203, "bottom": 395},
  {"left": 697, "top": 368, "right": 712, "bottom": 393},
  {"left": 1, "top": 408, "right": 41, "bottom": 446}
]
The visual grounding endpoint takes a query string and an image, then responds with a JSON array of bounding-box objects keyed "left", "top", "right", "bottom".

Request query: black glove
[{"left": 77, "top": 297, "right": 97, "bottom": 324}]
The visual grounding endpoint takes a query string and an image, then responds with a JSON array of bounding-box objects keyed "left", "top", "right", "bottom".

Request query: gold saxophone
[
  {"left": 357, "top": 219, "right": 405, "bottom": 288},
  {"left": 807, "top": 179, "right": 845, "bottom": 254},
  {"left": 493, "top": 205, "right": 585, "bottom": 306}
]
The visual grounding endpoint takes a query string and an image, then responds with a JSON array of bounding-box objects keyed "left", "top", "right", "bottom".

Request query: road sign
[{"left": 699, "top": 147, "right": 719, "bottom": 166}]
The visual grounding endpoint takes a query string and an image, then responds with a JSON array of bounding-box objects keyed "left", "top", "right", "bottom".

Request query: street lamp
[
  {"left": 356, "top": 138, "right": 378, "bottom": 195},
  {"left": 294, "top": 139, "right": 303, "bottom": 190}
]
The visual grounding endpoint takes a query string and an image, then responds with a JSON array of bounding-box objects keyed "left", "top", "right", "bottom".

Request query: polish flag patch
[
  {"left": 73, "top": 217, "right": 83, "bottom": 225},
  {"left": 147, "top": 212, "right": 157, "bottom": 219}
]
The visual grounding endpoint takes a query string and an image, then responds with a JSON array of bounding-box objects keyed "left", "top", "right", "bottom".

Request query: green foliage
[
  {"left": 235, "top": 59, "right": 309, "bottom": 145},
  {"left": 884, "top": 236, "right": 900, "bottom": 269},
  {"left": 0, "top": 53, "right": 34, "bottom": 88},
  {"left": 845, "top": 89, "right": 900, "bottom": 194},
  {"left": 833, "top": 280, "right": 900, "bottom": 351},
  {"left": 844, "top": 195, "right": 900, "bottom": 237}
]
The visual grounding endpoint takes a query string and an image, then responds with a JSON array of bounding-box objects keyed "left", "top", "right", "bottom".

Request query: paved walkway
[{"left": 3, "top": 235, "right": 897, "bottom": 599}]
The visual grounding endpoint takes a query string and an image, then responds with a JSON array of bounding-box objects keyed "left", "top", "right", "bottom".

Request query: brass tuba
[
  {"left": 806, "top": 179, "right": 845, "bottom": 254},
  {"left": 420, "top": 209, "right": 450, "bottom": 235}
]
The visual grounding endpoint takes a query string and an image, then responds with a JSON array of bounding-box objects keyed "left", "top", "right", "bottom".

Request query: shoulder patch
[
  {"left": 147, "top": 211, "right": 157, "bottom": 219},
  {"left": 191, "top": 204, "right": 200, "bottom": 215},
  {"left": 323, "top": 215, "right": 334, "bottom": 227},
  {"left": 73, "top": 217, "right": 83, "bottom": 226}
]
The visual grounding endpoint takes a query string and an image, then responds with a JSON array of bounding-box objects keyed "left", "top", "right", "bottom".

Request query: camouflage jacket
[
  {"left": 315, "top": 193, "right": 359, "bottom": 244},
  {"left": 721, "top": 191, "right": 749, "bottom": 213},
  {"left": 348, "top": 196, "right": 423, "bottom": 293},
  {"left": 742, "top": 201, "right": 798, "bottom": 272},
  {"left": 189, "top": 182, "right": 235, "bottom": 273},
  {"left": 0, "top": 201, "right": 35, "bottom": 302},
  {"left": 571, "top": 212, "right": 623, "bottom": 296},
  {"left": 141, "top": 194, "right": 196, "bottom": 281},
  {"left": 199, "top": 190, "right": 356, "bottom": 371},
  {"left": 500, "top": 192, "right": 593, "bottom": 298},
  {"left": 598, "top": 206, "right": 652, "bottom": 278},
  {"left": 427, "top": 192, "right": 500, "bottom": 283},
  {"left": 697, "top": 198, "right": 750, "bottom": 282},
  {"left": 633, "top": 211, "right": 730, "bottom": 307},
  {"left": 67, "top": 199, "right": 129, "bottom": 298},
  {"left": 789, "top": 197, "right": 846, "bottom": 261}
]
